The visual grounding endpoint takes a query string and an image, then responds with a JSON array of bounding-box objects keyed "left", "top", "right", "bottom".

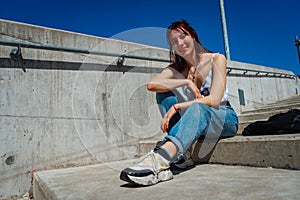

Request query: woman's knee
[
  {"left": 220, "top": 122, "right": 238, "bottom": 138},
  {"left": 156, "top": 91, "right": 176, "bottom": 104}
]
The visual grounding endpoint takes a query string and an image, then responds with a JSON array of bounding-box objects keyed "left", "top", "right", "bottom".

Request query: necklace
[
  {"left": 187, "top": 55, "right": 201, "bottom": 83},
  {"left": 189, "top": 65, "right": 197, "bottom": 83}
]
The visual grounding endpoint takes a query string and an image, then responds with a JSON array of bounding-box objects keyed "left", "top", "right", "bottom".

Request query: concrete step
[
  {"left": 238, "top": 118, "right": 298, "bottom": 135},
  {"left": 237, "top": 113, "right": 290, "bottom": 135},
  {"left": 237, "top": 109, "right": 300, "bottom": 134},
  {"left": 237, "top": 95, "right": 300, "bottom": 134},
  {"left": 33, "top": 160, "right": 300, "bottom": 200},
  {"left": 238, "top": 121, "right": 255, "bottom": 134},
  {"left": 238, "top": 107, "right": 296, "bottom": 123},
  {"left": 138, "top": 134, "right": 300, "bottom": 169},
  {"left": 204, "top": 134, "right": 300, "bottom": 169},
  {"left": 271, "top": 95, "right": 300, "bottom": 104},
  {"left": 241, "top": 102, "right": 300, "bottom": 115},
  {"left": 241, "top": 95, "right": 300, "bottom": 114},
  {"left": 33, "top": 134, "right": 300, "bottom": 199}
]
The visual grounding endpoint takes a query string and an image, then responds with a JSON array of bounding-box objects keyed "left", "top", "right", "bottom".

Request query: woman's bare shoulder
[
  {"left": 211, "top": 53, "right": 226, "bottom": 72},
  {"left": 213, "top": 53, "right": 226, "bottom": 61},
  {"left": 154, "top": 64, "right": 178, "bottom": 78},
  {"left": 201, "top": 52, "right": 225, "bottom": 60}
]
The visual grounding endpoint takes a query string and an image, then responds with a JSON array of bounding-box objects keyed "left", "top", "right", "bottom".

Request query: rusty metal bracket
[
  {"left": 10, "top": 45, "right": 26, "bottom": 72},
  {"left": 117, "top": 56, "right": 124, "bottom": 67}
]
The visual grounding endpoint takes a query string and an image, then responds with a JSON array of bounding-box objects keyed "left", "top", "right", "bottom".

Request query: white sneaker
[
  {"left": 172, "top": 156, "right": 194, "bottom": 169},
  {"left": 171, "top": 149, "right": 194, "bottom": 169},
  {"left": 120, "top": 150, "right": 173, "bottom": 186}
]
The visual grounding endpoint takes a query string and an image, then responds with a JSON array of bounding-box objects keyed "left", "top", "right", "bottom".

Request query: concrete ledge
[
  {"left": 192, "top": 134, "right": 300, "bottom": 170},
  {"left": 33, "top": 134, "right": 300, "bottom": 199},
  {"left": 33, "top": 160, "right": 300, "bottom": 200},
  {"left": 138, "top": 134, "right": 300, "bottom": 170},
  {"left": 238, "top": 106, "right": 300, "bottom": 122}
]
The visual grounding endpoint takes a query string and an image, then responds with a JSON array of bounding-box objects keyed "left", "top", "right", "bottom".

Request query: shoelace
[{"left": 134, "top": 150, "right": 159, "bottom": 172}]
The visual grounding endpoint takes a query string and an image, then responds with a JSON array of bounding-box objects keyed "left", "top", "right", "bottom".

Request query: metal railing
[
  {"left": 0, "top": 38, "right": 297, "bottom": 79},
  {"left": 226, "top": 67, "right": 296, "bottom": 79},
  {"left": 0, "top": 39, "right": 170, "bottom": 63}
]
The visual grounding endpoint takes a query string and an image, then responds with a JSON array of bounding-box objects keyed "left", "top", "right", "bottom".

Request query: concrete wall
[
  {"left": 226, "top": 61, "right": 299, "bottom": 113},
  {"left": 0, "top": 19, "right": 299, "bottom": 197},
  {"left": 0, "top": 19, "right": 167, "bottom": 198}
]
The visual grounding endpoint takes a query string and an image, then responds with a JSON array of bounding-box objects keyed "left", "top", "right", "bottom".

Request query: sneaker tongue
[{"left": 129, "top": 151, "right": 171, "bottom": 174}]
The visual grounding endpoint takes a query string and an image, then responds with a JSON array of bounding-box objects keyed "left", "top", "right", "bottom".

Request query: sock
[{"left": 154, "top": 147, "right": 172, "bottom": 161}]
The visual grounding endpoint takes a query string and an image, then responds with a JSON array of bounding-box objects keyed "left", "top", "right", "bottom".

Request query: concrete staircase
[
  {"left": 238, "top": 95, "right": 300, "bottom": 134},
  {"left": 137, "top": 95, "right": 300, "bottom": 168},
  {"left": 32, "top": 96, "right": 300, "bottom": 200},
  {"left": 33, "top": 160, "right": 300, "bottom": 200}
]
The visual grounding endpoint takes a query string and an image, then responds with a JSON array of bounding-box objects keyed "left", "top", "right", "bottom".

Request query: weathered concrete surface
[
  {"left": 206, "top": 134, "right": 300, "bottom": 169},
  {"left": 237, "top": 95, "right": 300, "bottom": 134},
  {"left": 33, "top": 160, "right": 300, "bottom": 200},
  {"left": 139, "top": 134, "right": 300, "bottom": 170},
  {"left": 238, "top": 104, "right": 300, "bottom": 123},
  {"left": 226, "top": 62, "right": 299, "bottom": 114},
  {"left": 1, "top": 18, "right": 300, "bottom": 198},
  {"left": 0, "top": 19, "right": 166, "bottom": 198}
]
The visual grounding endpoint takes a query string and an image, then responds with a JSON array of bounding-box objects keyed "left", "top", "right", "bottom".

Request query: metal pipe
[
  {"left": 0, "top": 38, "right": 170, "bottom": 63},
  {"left": 295, "top": 35, "right": 300, "bottom": 64},
  {"left": 0, "top": 38, "right": 296, "bottom": 78},
  {"left": 219, "top": 0, "right": 231, "bottom": 60},
  {"left": 226, "top": 67, "right": 296, "bottom": 79}
]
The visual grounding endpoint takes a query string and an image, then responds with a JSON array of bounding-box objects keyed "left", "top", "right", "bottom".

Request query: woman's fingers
[
  {"left": 160, "top": 117, "right": 169, "bottom": 132},
  {"left": 188, "top": 82, "right": 201, "bottom": 99},
  {"left": 195, "top": 91, "right": 202, "bottom": 99}
]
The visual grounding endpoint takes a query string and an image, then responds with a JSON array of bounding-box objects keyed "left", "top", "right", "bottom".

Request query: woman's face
[{"left": 169, "top": 29, "right": 195, "bottom": 58}]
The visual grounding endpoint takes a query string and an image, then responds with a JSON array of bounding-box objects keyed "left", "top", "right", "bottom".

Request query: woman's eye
[
  {"left": 179, "top": 34, "right": 186, "bottom": 39},
  {"left": 171, "top": 40, "right": 178, "bottom": 46}
]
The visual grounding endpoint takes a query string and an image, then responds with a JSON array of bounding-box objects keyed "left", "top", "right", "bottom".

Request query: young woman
[{"left": 120, "top": 20, "right": 238, "bottom": 186}]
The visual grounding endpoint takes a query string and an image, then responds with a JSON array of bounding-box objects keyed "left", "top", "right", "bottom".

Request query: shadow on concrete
[
  {"left": 120, "top": 182, "right": 149, "bottom": 188},
  {"left": 170, "top": 165, "right": 196, "bottom": 175},
  {"left": 0, "top": 58, "right": 162, "bottom": 73},
  {"left": 192, "top": 136, "right": 234, "bottom": 165}
]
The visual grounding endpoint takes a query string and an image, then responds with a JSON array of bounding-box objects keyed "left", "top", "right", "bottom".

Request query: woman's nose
[{"left": 178, "top": 39, "right": 184, "bottom": 46}]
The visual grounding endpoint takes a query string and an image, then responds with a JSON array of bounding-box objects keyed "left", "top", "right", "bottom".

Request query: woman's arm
[
  {"left": 147, "top": 67, "right": 186, "bottom": 92},
  {"left": 147, "top": 67, "right": 200, "bottom": 98},
  {"left": 175, "top": 54, "right": 227, "bottom": 109},
  {"left": 159, "top": 54, "right": 226, "bottom": 132}
]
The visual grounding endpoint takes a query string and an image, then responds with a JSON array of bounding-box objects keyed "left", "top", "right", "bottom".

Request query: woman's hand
[
  {"left": 160, "top": 104, "right": 180, "bottom": 132},
  {"left": 187, "top": 80, "right": 202, "bottom": 99}
]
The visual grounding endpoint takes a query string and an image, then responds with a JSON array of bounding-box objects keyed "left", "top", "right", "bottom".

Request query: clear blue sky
[{"left": 1, "top": 0, "right": 300, "bottom": 75}]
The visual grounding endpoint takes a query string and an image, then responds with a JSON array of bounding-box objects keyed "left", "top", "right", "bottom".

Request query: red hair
[{"left": 166, "top": 20, "right": 212, "bottom": 72}]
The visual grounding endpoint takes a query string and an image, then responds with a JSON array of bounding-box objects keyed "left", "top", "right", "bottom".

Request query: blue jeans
[{"left": 156, "top": 91, "right": 238, "bottom": 158}]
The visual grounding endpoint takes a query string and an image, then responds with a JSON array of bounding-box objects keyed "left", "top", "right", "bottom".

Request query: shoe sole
[{"left": 120, "top": 169, "right": 173, "bottom": 186}]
